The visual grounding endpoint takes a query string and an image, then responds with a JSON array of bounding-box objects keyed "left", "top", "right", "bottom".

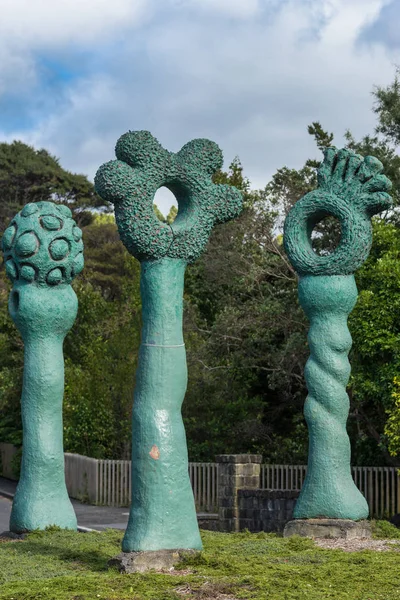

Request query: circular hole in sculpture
[
  {"left": 311, "top": 215, "right": 341, "bottom": 256},
  {"left": 153, "top": 187, "right": 178, "bottom": 224}
]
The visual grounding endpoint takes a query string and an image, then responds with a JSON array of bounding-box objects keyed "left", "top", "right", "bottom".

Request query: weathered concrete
[
  {"left": 0, "top": 530, "right": 26, "bottom": 540},
  {"left": 283, "top": 519, "right": 372, "bottom": 539},
  {"left": 108, "top": 549, "right": 199, "bottom": 573}
]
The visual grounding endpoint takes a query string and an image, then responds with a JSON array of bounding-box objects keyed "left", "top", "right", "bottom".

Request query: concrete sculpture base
[
  {"left": 0, "top": 531, "right": 27, "bottom": 540},
  {"left": 108, "top": 549, "right": 199, "bottom": 573},
  {"left": 283, "top": 519, "right": 372, "bottom": 540}
]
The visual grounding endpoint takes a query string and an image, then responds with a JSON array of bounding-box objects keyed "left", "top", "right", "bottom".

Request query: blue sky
[{"left": 0, "top": 0, "right": 399, "bottom": 214}]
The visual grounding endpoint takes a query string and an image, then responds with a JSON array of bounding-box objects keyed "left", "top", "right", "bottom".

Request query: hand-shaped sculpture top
[
  {"left": 95, "top": 131, "right": 242, "bottom": 561},
  {"left": 2, "top": 201, "right": 84, "bottom": 532},
  {"left": 284, "top": 148, "right": 392, "bottom": 520}
]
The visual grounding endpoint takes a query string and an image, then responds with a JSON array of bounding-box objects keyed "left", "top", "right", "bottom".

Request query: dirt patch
[
  {"left": 315, "top": 538, "right": 400, "bottom": 552},
  {"left": 175, "top": 581, "right": 240, "bottom": 599},
  {"left": 161, "top": 568, "right": 194, "bottom": 576}
]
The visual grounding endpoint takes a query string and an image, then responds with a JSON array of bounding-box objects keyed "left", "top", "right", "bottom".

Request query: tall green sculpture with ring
[
  {"left": 284, "top": 148, "right": 392, "bottom": 524},
  {"left": 95, "top": 131, "right": 242, "bottom": 565},
  {"left": 2, "top": 201, "right": 84, "bottom": 532}
]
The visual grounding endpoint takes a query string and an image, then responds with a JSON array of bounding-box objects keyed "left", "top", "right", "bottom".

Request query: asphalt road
[
  {"left": 0, "top": 496, "right": 11, "bottom": 533},
  {"left": 0, "top": 477, "right": 130, "bottom": 532},
  {"left": 0, "top": 496, "right": 129, "bottom": 533},
  {"left": 0, "top": 478, "right": 213, "bottom": 532}
]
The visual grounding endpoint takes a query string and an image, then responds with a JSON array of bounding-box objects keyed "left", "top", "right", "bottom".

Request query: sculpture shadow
[{"left": 2, "top": 531, "right": 122, "bottom": 572}]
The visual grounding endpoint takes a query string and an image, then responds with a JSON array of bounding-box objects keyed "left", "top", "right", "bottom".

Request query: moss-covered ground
[{"left": 0, "top": 523, "right": 400, "bottom": 600}]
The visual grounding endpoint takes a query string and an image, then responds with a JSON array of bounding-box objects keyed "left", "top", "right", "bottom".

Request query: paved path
[
  {"left": 0, "top": 477, "right": 216, "bottom": 533},
  {"left": 0, "top": 496, "right": 12, "bottom": 533},
  {"left": 0, "top": 477, "right": 128, "bottom": 532}
]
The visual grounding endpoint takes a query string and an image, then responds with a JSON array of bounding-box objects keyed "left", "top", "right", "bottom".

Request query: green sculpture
[
  {"left": 95, "top": 131, "right": 243, "bottom": 555},
  {"left": 2, "top": 201, "right": 84, "bottom": 532},
  {"left": 284, "top": 148, "right": 392, "bottom": 519}
]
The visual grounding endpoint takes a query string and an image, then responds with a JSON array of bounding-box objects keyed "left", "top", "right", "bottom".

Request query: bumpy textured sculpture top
[
  {"left": 284, "top": 147, "right": 392, "bottom": 276},
  {"left": 94, "top": 130, "right": 243, "bottom": 262},
  {"left": 2, "top": 201, "right": 84, "bottom": 286}
]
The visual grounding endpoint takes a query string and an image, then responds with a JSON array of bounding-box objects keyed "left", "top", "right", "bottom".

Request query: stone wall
[
  {"left": 216, "top": 454, "right": 299, "bottom": 533},
  {"left": 238, "top": 489, "right": 299, "bottom": 533},
  {"left": 216, "top": 454, "right": 262, "bottom": 532}
]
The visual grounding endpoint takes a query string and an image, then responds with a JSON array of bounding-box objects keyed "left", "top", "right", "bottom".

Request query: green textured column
[
  {"left": 295, "top": 275, "right": 367, "bottom": 518},
  {"left": 284, "top": 147, "right": 392, "bottom": 520},
  {"left": 125, "top": 258, "right": 201, "bottom": 551},
  {"left": 95, "top": 131, "right": 243, "bottom": 553},
  {"left": 2, "top": 201, "right": 84, "bottom": 532}
]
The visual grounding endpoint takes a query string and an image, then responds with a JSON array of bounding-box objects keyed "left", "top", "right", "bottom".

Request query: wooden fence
[
  {"left": 261, "top": 464, "right": 400, "bottom": 519},
  {"left": 64, "top": 453, "right": 99, "bottom": 504},
  {"left": 189, "top": 462, "right": 219, "bottom": 512},
  {"left": 64, "top": 454, "right": 219, "bottom": 511},
  {"left": 2, "top": 444, "right": 400, "bottom": 517}
]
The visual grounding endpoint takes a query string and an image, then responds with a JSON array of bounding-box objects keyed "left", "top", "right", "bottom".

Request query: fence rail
[
  {"left": 2, "top": 443, "right": 400, "bottom": 518},
  {"left": 64, "top": 453, "right": 99, "bottom": 504},
  {"left": 261, "top": 464, "right": 400, "bottom": 518},
  {"left": 189, "top": 462, "right": 219, "bottom": 512},
  {"left": 64, "top": 454, "right": 219, "bottom": 511}
]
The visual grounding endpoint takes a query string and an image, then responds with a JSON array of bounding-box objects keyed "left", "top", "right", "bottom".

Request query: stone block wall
[
  {"left": 216, "top": 454, "right": 299, "bottom": 533},
  {"left": 238, "top": 489, "right": 299, "bottom": 533},
  {"left": 216, "top": 454, "right": 262, "bottom": 532}
]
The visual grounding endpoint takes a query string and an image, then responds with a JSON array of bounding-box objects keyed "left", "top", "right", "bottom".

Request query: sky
[{"left": 0, "top": 0, "right": 399, "bottom": 214}]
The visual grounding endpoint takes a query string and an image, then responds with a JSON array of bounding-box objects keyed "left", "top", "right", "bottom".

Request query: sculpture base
[
  {"left": 0, "top": 530, "right": 27, "bottom": 540},
  {"left": 108, "top": 549, "right": 199, "bottom": 573},
  {"left": 283, "top": 519, "right": 371, "bottom": 540}
]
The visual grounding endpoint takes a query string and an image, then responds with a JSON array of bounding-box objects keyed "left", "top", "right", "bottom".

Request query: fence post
[{"left": 216, "top": 454, "right": 262, "bottom": 533}]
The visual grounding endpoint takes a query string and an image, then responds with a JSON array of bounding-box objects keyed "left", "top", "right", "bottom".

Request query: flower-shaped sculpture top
[
  {"left": 2, "top": 201, "right": 84, "bottom": 286},
  {"left": 284, "top": 147, "right": 393, "bottom": 276},
  {"left": 94, "top": 131, "right": 243, "bottom": 262}
]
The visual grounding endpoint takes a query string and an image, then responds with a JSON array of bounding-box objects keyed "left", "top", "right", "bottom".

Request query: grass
[{"left": 0, "top": 524, "right": 399, "bottom": 600}]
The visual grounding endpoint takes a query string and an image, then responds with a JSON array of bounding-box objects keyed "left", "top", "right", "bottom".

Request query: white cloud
[
  {"left": 170, "top": 0, "right": 261, "bottom": 19},
  {"left": 0, "top": 0, "right": 150, "bottom": 47},
  {"left": 1, "top": 0, "right": 400, "bottom": 217},
  {"left": 0, "top": 0, "right": 152, "bottom": 96}
]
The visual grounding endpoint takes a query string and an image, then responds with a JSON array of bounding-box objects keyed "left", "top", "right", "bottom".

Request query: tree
[
  {"left": 183, "top": 160, "right": 309, "bottom": 461},
  {"left": 0, "top": 141, "right": 107, "bottom": 230}
]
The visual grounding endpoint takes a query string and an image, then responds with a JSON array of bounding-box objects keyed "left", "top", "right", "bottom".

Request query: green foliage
[
  {"left": 372, "top": 519, "right": 400, "bottom": 540},
  {"left": 62, "top": 226, "right": 141, "bottom": 459},
  {"left": 349, "top": 220, "right": 400, "bottom": 464},
  {"left": 0, "top": 529, "right": 400, "bottom": 599},
  {"left": 184, "top": 160, "right": 309, "bottom": 461},
  {"left": 0, "top": 141, "right": 108, "bottom": 231},
  {"left": 374, "top": 68, "right": 400, "bottom": 146}
]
